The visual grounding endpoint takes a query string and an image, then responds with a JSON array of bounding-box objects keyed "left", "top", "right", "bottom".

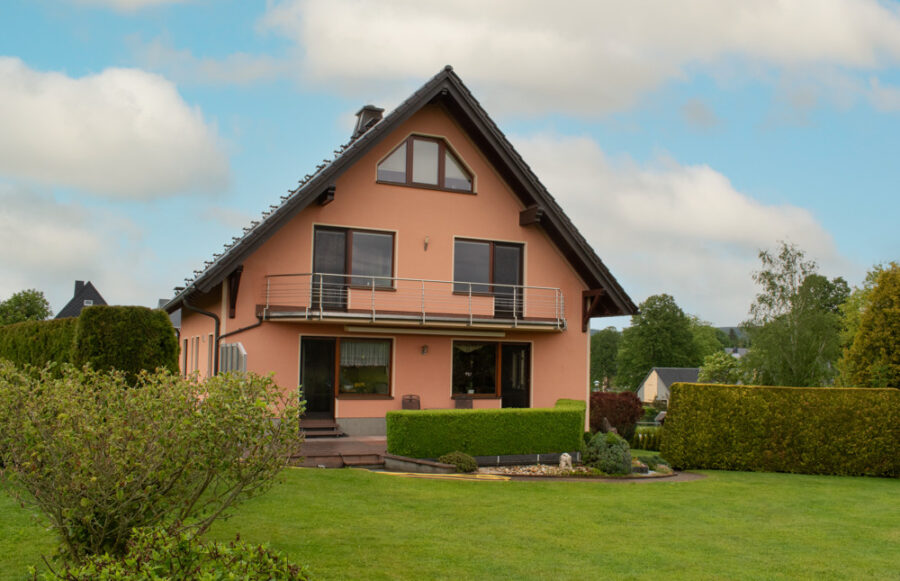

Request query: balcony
[{"left": 258, "top": 273, "right": 566, "bottom": 331}]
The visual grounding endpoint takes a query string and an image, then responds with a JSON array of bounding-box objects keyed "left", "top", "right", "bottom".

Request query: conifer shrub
[
  {"left": 73, "top": 305, "right": 178, "bottom": 383},
  {"left": 631, "top": 426, "right": 663, "bottom": 451},
  {"left": 662, "top": 383, "right": 900, "bottom": 476},
  {"left": 438, "top": 451, "right": 478, "bottom": 473},
  {"left": 584, "top": 431, "right": 632, "bottom": 475},
  {"left": 0, "top": 318, "right": 77, "bottom": 368}
]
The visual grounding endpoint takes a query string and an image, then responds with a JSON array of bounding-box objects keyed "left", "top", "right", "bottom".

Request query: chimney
[
  {"left": 352, "top": 105, "right": 384, "bottom": 139},
  {"left": 74, "top": 280, "right": 85, "bottom": 296}
]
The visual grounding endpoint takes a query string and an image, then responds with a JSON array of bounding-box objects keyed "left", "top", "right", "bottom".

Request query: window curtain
[{"left": 340, "top": 340, "right": 390, "bottom": 367}]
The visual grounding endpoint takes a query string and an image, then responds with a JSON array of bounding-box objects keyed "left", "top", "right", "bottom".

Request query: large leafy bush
[
  {"left": 0, "top": 363, "right": 302, "bottom": 559},
  {"left": 36, "top": 526, "right": 309, "bottom": 580},
  {"left": 589, "top": 391, "right": 643, "bottom": 441}
]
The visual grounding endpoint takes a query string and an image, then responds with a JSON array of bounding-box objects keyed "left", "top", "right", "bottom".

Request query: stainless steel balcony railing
[{"left": 261, "top": 273, "right": 566, "bottom": 330}]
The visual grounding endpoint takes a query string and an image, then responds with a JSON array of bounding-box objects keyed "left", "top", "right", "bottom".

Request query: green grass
[{"left": 3, "top": 469, "right": 898, "bottom": 580}]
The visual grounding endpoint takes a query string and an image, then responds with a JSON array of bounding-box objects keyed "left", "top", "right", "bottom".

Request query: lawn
[{"left": 2, "top": 468, "right": 898, "bottom": 580}]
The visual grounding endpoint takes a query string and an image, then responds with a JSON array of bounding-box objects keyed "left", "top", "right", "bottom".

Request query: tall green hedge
[
  {"left": 386, "top": 399, "right": 585, "bottom": 458},
  {"left": 73, "top": 306, "right": 179, "bottom": 382},
  {"left": 662, "top": 383, "right": 900, "bottom": 477},
  {"left": 0, "top": 306, "right": 178, "bottom": 382},
  {"left": 0, "top": 318, "right": 77, "bottom": 367}
]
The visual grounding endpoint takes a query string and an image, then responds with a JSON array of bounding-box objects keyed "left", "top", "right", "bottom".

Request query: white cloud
[
  {"left": 0, "top": 183, "right": 172, "bottom": 314},
  {"left": 0, "top": 57, "right": 228, "bottom": 199},
  {"left": 512, "top": 134, "right": 843, "bottom": 325},
  {"left": 257, "top": 0, "right": 900, "bottom": 116},
  {"left": 136, "top": 38, "right": 289, "bottom": 86},
  {"left": 69, "top": 0, "right": 187, "bottom": 11}
]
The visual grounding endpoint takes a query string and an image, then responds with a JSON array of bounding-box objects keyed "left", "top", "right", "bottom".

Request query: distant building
[
  {"left": 726, "top": 347, "right": 749, "bottom": 359},
  {"left": 636, "top": 367, "right": 700, "bottom": 403},
  {"left": 55, "top": 280, "right": 107, "bottom": 319}
]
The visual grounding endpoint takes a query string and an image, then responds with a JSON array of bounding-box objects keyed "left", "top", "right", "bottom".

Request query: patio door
[
  {"left": 501, "top": 344, "right": 530, "bottom": 408},
  {"left": 300, "top": 337, "right": 335, "bottom": 419},
  {"left": 312, "top": 228, "right": 347, "bottom": 311}
]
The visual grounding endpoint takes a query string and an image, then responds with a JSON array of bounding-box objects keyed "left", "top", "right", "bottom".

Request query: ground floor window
[
  {"left": 338, "top": 339, "right": 391, "bottom": 395},
  {"left": 451, "top": 341, "right": 531, "bottom": 408}
]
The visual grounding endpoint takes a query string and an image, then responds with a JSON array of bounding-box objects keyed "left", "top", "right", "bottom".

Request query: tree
[
  {"left": 841, "top": 263, "right": 900, "bottom": 387},
  {"left": 616, "top": 294, "right": 700, "bottom": 390},
  {"left": 698, "top": 350, "right": 741, "bottom": 384},
  {"left": 741, "top": 242, "right": 846, "bottom": 386},
  {"left": 0, "top": 289, "right": 52, "bottom": 325},
  {"left": 689, "top": 316, "right": 727, "bottom": 361},
  {"left": 590, "top": 326, "right": 621, "bottom": 389}
]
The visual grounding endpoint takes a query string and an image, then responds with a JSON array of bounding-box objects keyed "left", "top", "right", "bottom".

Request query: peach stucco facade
[{"left": 179, "top": 104, "right": 597, "bottom": 434}]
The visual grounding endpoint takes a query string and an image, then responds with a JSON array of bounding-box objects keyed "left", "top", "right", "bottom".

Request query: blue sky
[{"left": 1, "top": 0, "right": 899, "bottom": 327}]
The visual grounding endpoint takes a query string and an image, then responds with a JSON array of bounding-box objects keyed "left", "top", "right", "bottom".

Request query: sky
[{"left": 1, "top": 0, "right": 899, "bottom": 328}]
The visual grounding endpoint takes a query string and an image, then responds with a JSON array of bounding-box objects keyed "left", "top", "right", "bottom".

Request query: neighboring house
[
  {"left": 726, "top": 347, "right": 749, "bottom": 358},
  {"left": 55, "top": 280, "right": 107, "bottom": 319},
  {"left": 158, "top": 299, "right": 181, "bottom": 338},
  {"left": 636, "top": 367, "right": 700, "bottom": 404},
  {"left": 164, "top": 66, "right": 637, "bottom": 436}
]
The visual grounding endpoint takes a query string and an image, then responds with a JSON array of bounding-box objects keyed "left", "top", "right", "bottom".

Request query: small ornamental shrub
[
  {"left": 584, "top": 431, "right": 632, "bottom": 475},
  {"left": 631, "top": 426, "right": 663, "bottom": 451},
  {"left": 589, "top": 391, "right": 643, "bottom": 441},
  {"left": 0, "top": 362, "right": 302, "bottom": 560},
  {"left": 35, "top": 526, "right": 310, "bottom": 580},
  {"left": 438, "top": 451, "right": 478, "bottom": 473}
]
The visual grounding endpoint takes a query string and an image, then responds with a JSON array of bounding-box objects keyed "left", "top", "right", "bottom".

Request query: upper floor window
[
  {"left": 313, "top": 226, "right": 394, "bottom": 289},
  {"left": 377, "top": 136, "right": 473, "bottom": 192}
]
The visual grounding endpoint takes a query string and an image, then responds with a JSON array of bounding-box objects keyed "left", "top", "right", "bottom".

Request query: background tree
[
  {"left": 590, "top": 326, "right": 621, "bottom": 389},
  {"left": 841, "top": 263, "right": 900, "bottom": 387},
  {"left": 0, "top": 289, "right": 52, "bottom": 325},
  {"left": 698, "top": 350, "right": 741, "bottom": 384},
  {"left": 742, "top": 242, "right": 847, "bottom": 386},
  {"left": 616, "top": 294, "right": 700, "bottom": 390},
  {"left": 689, "top": 316, "right": 728, "bottom": 361}
]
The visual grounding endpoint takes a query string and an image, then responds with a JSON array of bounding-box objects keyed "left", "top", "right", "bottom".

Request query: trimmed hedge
[
  {"left": 386, "top": 399, "right": 585, "bottom": 458},
  {"left": 662, "top": 383, "right": 900, "bottom": 477},
  {"left": 0, "top": 306, "right": 178, "bottom": 383},
  {"left": 73, "top": 306, "right": 179, "bottom": 382},
  {"left": 0, "top": 318, "right": 77, "bottom": 367}
]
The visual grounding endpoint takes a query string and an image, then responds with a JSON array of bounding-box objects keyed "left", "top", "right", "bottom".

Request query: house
[
  {"left": 636, "top": 367, "right": 700, "bottom": 404},
  {"left": 55, "top": 280, "right": 107, "bottom": 319},
  {"left": 163, "top": 66, "right": 636, "bottom": 436}
]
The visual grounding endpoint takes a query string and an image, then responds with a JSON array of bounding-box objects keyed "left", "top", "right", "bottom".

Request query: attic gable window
[{"left": 377, "top": 136, "right": 473, "bottom": 192}]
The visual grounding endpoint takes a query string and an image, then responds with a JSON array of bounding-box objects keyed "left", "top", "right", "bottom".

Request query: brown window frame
[
  {"left": 376, "top": 135, "right": 474, "bottom": 193},
  {"left": 451, "top": 340, "right": 530, "bottom": 399},
  {"left": 313, "top": 226, "right": 396, "bottom": 290},
  {"left": 452, "top": 238, "right": 524, "bottom": 295},
  {"left": 334, "top": 337, "right": 393, "bottom": 399}
]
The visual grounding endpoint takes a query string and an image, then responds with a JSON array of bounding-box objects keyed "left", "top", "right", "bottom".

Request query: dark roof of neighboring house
[
  {"left": 158, "top": 299, "right": 181, "bottom": 330},
  {"left": 55, "top": 281, "right": 107, "bottom": 319},
  {"left": 163, "top": 65, "right": 637, "bottom": 317},
  {"left": 641, "top": 367, "right": 700, "bottom": 390}
]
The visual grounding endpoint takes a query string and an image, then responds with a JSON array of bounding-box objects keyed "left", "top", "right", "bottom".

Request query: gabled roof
[
  {"left": 164, "top": 66, "right": 636, "bottom": 317},
  {"left": 643, "top": 367, "right": 700, "bottom": 389},
  {"left": 56, "top": 281, "right": 107, "bottom": 319}
]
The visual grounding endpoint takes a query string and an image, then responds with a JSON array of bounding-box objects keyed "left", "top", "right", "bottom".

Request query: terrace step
[{"left": 300, "top": 419, "right": 346, "bottom": 438}]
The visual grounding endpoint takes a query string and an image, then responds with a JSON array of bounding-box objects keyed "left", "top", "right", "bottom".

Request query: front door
[
  {"left": 300, "top": 337, "right": 335, "bottom": 419},
  {"left": 501, "top": 344, "right": 530, "bottom": 408}
]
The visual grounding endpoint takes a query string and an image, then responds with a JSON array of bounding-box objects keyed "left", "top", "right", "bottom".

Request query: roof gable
[
  {"left": 56, "top": 281, "right": 107, "bottom": 319},
  {"left": 165, "top": 66, "right": 636, "bottom": 317}
]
